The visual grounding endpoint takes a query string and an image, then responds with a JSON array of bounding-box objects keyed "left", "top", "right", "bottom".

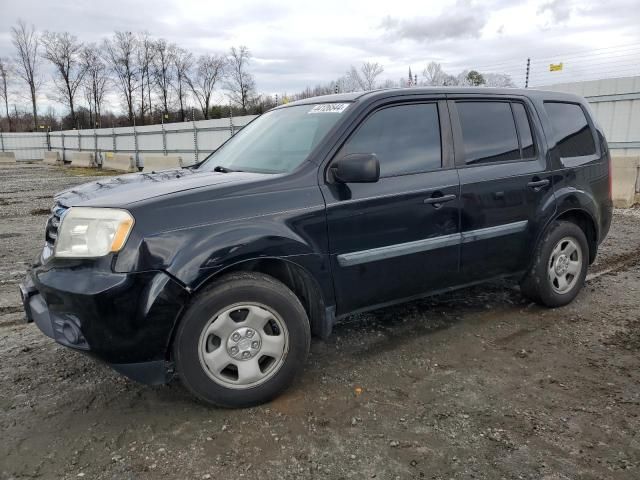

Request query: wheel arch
[
  {"left": 554, "top": 209, "right": 598, "bottom": 264},
  {"left": 167, "top": 256, "right": 334, "bottom": 359},
  {"left": 535, "top": 207, "right": 598, "bottom": 267}
]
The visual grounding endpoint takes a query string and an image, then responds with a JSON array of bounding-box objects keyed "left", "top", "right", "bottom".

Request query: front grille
[{"left": 46, "top": 204, "right": 67, "bottom": 246}]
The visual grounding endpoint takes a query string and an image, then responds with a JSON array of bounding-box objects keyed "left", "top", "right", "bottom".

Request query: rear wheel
[
  {"left": 173, "top": 272, "right": 310, "bottom": 408},
  {"left": 520, "top": 221, "right": 589, "bottom": 307}
]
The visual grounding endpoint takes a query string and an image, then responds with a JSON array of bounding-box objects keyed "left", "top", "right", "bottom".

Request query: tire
[
  {"left": 173, "top": 272, "right": 310, "bottom": 408},
  {"left": 520, "top": 220, "right": 589, "bottom": 308}
]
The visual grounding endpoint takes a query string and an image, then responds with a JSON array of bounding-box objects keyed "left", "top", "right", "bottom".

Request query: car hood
[{"left": 54, "top": 168, "right": 272, "bottom": 208}]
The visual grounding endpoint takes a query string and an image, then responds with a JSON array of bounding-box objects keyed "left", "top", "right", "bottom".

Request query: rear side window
[
  {"left": 544, "top": 102, "right": 596, "bottom": 158},
  {"left": 339, "top": 103, "right": 441, "bottom": 177},
  {"left": 457, "top": 102, "right": 520, "bottom": 165}
]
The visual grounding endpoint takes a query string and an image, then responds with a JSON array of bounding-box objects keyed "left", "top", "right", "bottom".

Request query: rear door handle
[
  {"left": 527, "top": 179, "right": 550, "bottom": 190},
  {"left": 424, "top": 194, "right": 457, "bottom": 206}
]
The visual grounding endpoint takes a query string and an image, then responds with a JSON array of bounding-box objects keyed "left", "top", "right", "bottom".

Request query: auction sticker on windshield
[{"left": 308, "top": 103, "right": 350, "bottom": 114}]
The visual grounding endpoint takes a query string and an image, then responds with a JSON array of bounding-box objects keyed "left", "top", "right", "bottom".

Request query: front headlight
[{"left": 55, "top": 207, "right": 134, "bottom": 258}]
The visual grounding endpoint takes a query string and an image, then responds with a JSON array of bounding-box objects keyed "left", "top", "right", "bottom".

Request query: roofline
[{"left": 276, "top": 86, "right": 587, "bottom": 109}]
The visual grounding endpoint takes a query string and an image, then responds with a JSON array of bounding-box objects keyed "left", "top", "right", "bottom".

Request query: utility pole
[
  {"left": 161, "top": 113, "right": 167, "bottom": 156},
  {"left": 133, "top": 112, "right": 139, "bottom": 169},
  {"left": 525, "top": 58, "right": 530, "bottom": 88},
  {"left": 192, "top": 107, "right": 199, "bottom": 162},
  {"left": 229, "top": 103, "right": 235, "bottom": 137}
]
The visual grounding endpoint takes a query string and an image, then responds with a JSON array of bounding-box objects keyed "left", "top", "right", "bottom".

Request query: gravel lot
[{"left": 2, "top": 163, "right": 640, "bottom": 480}]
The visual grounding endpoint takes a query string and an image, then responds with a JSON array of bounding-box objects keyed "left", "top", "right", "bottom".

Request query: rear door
[
  {"left": 449, "top": 97, "right": 555, "bottom": 280},
  {"left": 321, "top": 99, "right": 461, "bottom": 314}
]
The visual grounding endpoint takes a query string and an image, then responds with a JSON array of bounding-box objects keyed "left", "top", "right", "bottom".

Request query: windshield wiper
[{"left": 213, "top": 165, "right": 234, "bottom": 173}]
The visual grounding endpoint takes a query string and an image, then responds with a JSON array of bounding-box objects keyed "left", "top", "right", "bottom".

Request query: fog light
[
  {"left": 61, "top": 321, "right": 81, "bottom": 344},
  {"left": 52, "top": 314, "right": 89, "bottom": 350}
]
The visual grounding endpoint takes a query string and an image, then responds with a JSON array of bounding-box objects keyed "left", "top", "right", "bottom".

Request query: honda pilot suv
[{"left": 20, "top": 88, "right": 612, "bottom": 407}]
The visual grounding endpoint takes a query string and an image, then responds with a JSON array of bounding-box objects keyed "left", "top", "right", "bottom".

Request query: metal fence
[
  {"left": 0, "top": 114, "right": 256, "bottom": 165},
  {"left": 0, "top": 132, "right": 49, "bottom": 161}
]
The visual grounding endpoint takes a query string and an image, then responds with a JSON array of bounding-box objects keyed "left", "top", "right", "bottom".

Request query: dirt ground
[{"left": 1, "top": 163, "right": 640, "bottom": 480}]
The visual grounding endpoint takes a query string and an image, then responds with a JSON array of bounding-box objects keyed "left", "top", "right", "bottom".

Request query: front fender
[{"left": 115, "top": 204, "right": 329, "bottom": 286}]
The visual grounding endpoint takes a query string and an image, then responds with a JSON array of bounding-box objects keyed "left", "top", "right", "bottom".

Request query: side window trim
[
  {"left": 449, "top": 98, "right": 540, "bottom": 168},
  {"left": 325, "top": 99, "right": 453, "bottom": 182},
  {"left": 511, "top": 101, "right": 538, "bottom": 160},
  {"left": 510, "top": 102, "right": 524, "bottom": 160}
]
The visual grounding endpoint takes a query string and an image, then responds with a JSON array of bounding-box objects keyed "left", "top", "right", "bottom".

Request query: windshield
[{"left": 199, "top": 103, "right": 350, "bottom": 173}]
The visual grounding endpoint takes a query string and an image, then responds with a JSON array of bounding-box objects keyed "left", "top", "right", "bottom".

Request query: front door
[
  {"left": 321, "top": 100, "right": 461, "bottom": 315},
  {"left": 448, "top": 98, "right": 555, "bottom": 280}
]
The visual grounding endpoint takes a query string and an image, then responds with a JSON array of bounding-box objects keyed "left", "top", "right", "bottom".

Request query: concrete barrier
[
  {"left": 102, "top": 153, "right": 135, "bottom": 172},
  {"left": 70, "top": 152, "right": 96, "bottom": 168},
  {"left": 0, "top": 152, "right": 16, "bottom": 164},
  {"left": 43, "top": 151, "right": 61, "bottom": 165},
  {"left": 611, "top": 156, "right": 640, "bottom": 208},
  {"left": 141, "top": 154, "right": 183, "bottom": 172}
]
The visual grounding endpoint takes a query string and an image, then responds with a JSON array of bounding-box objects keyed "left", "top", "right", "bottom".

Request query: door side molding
[
  {"left": 337, "top": 220, "right": 528, "bottom": 267},
  {"left": 460, "top": 220, "right": 528, "bottom": 244}
]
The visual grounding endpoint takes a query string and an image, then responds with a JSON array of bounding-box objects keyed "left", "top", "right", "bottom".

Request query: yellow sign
[{"left": 550, "top": 63, "right": 563, "bottom": 72}]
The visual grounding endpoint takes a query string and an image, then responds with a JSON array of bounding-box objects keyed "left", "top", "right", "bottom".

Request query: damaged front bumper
[{"left": 19, "top": 262, "right": 190, "bottom": 385}]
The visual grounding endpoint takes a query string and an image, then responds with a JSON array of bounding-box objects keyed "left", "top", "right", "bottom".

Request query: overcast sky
[{"left": 1, "top": 0, "right": 639, "bottom": 113}]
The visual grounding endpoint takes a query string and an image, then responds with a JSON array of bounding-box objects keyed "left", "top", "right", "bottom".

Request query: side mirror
[{"left": 331, "top": 153, "right": 380, "bottom": 184}]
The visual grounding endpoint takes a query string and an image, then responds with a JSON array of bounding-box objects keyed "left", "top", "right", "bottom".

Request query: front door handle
[
  {"left": 527, "top": 179, "right": 550, "bottom": 191},
  {"left": 424, "top": 193, "right": 457, "bottom": 207}
]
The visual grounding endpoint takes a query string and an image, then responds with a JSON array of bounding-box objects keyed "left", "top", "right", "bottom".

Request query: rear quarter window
[{"left": 544, "top": 102, "right": 596, "bottom": 159}]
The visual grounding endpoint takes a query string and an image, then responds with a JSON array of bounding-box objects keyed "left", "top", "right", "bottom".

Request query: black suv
[{"left": 21, "top": 88, "right": 612, "bottom": 407}]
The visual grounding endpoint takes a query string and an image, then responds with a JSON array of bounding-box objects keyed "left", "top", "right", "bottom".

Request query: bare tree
[
  {"left": 0, "top": 58, "right": 13, "bottom": 131},
  {"left": 423, "top": 62, "right": 447, "bottom": 86},
  {"left": 225, "top": 46, "right": 255, "bottom": 113},
  {"left": 136, "top": 32, "right": 155, "bottom": 124},
  {"left": 11, "top": 20, "right": 41, "bottom": 130},
  {"left": 172, "top": 47, "right": 192, "bottom": 121},
  {"left": 81, "top": 45, "right": 109, "bottom": 127},
  {"left": 152, "top": 39, "right": 175, "bottom": 116},
  {"left": 41, "top": 31, "right": 87, "bottom": 127},
  {"left": 334, "top": 72, "right": 360, "bottom": 93},
  {"left": 360, "top": 62, "right": 384, "bottom": 90},
  {"left": 484, "top": 73, "right": 515, "bottom": 88},
  {"left": 103, "top": 31, "right": 138, "bottom": 124},
  {"left": 345, "top": 66, "right": 363, "bottom": 91},
  {"left": 187, "top": 54, "right": 225, "bottom": 119},
  {"left": 342, "top": 62, "right": 384, "bottom": 92}
]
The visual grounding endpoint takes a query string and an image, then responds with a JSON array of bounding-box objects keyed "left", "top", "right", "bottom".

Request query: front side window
[
  {"left": 200, "top": 103, "right": 349, "bottom": 173},
  {"left": 339, "top": 103, "right": 442, "bottom": 177},
  {"left": 457, "top": 101, "right": 520, "bottom": 165},
  {"left": 544, "top": 102, "right": 596, "bottom": 158}
]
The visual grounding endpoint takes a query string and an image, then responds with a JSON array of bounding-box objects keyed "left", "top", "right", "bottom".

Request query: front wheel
[
  {"left": 520, "top": 221, "right": 589, "bottom": 308},
  {"left": 173, "top": 272, "right": 310, "bottom": 408}
]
